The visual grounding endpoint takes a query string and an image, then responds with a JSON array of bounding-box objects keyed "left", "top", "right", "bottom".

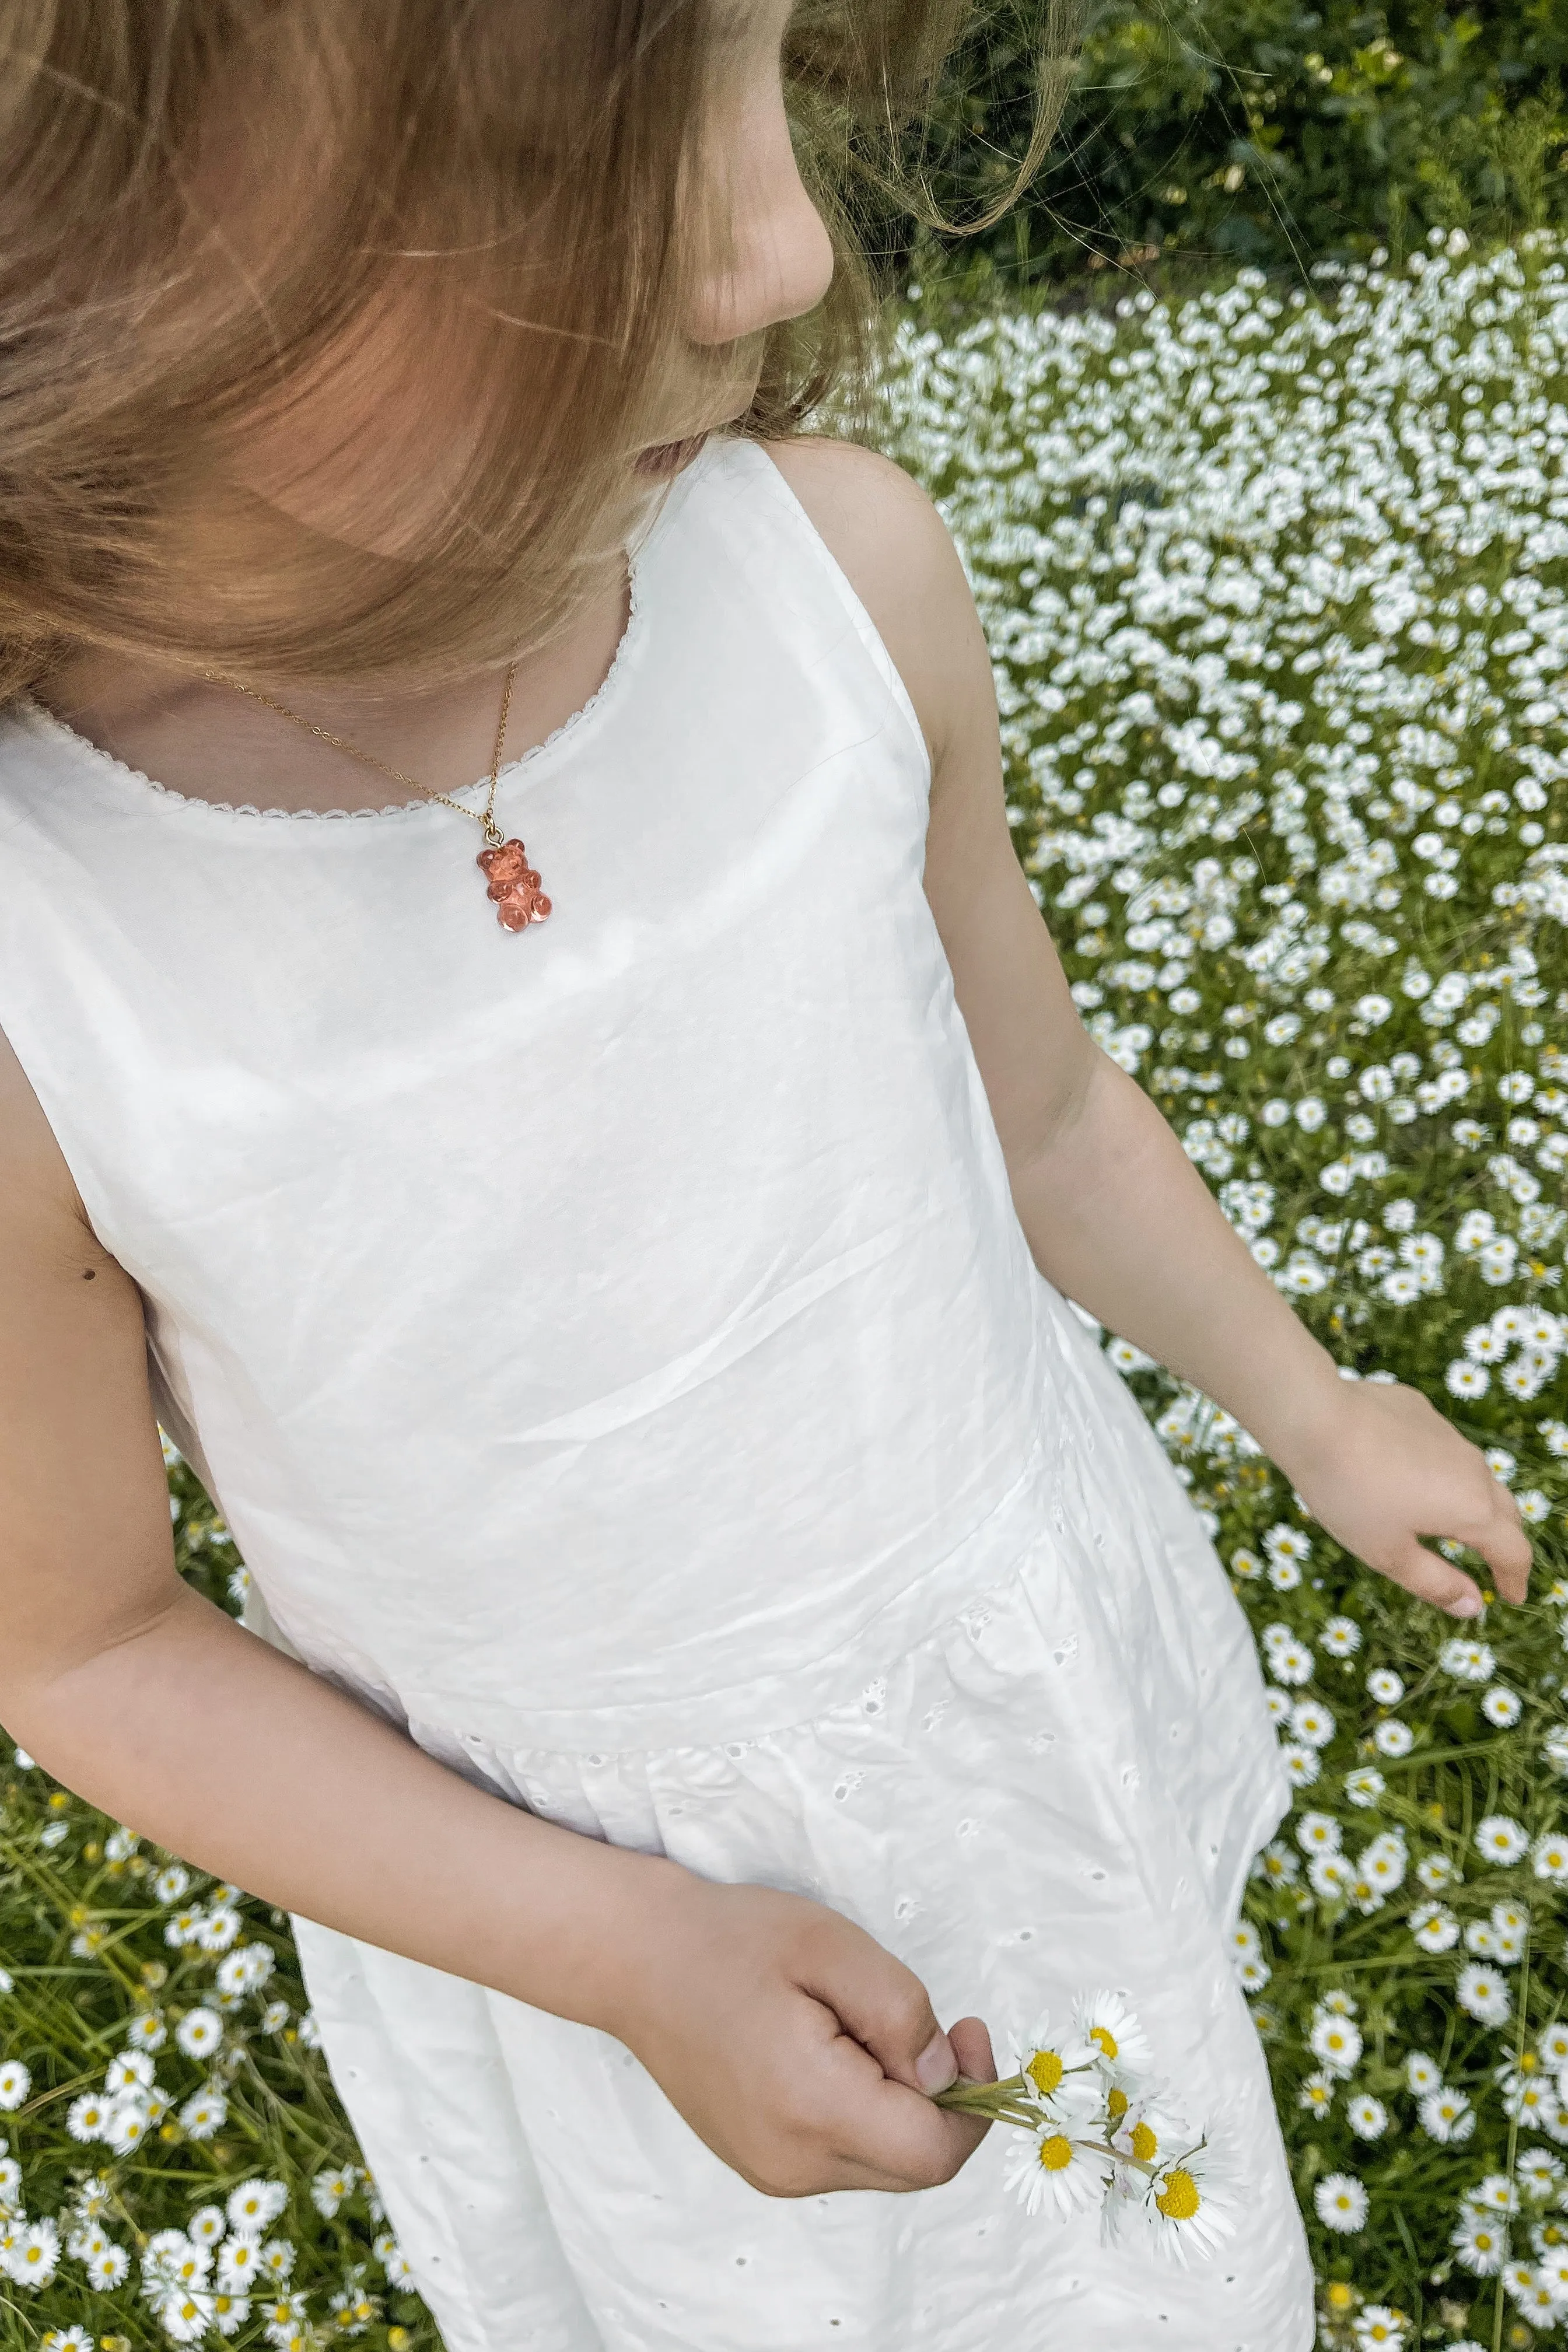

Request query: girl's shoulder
[{"left": 754, "top": 436, "right": 987, "bottom": 786}]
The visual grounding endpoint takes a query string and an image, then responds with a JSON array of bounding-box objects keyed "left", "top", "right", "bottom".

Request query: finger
[
  {"left": 949, "top": 2013, "right": 997, "bottom": 2085},
  {"left": 797, "top": 1925, "right": 957, "bottom": 2095},
  {"left": 1472, "top": 1501, "right": 1532, "bottom": 1604},
  {"left": 819, "top": 2036, "right": 989, "bottom": 2188},
  {"left": 1383, "top": 1542, "right": 1483, "bottom": 1619}
]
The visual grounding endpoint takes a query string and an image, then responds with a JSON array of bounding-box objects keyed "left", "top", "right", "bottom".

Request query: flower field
[{"left": 2, "top": 232, "right": 1567, "bottom": 2350}]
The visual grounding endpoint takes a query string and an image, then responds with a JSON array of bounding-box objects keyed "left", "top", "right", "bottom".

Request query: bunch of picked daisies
[{"left": 935, "top": 1990, "right": 1233, "bottom": 2263}]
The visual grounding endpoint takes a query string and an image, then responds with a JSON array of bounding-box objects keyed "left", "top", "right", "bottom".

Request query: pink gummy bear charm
[{"left": 476, "top": 839, "right": 551, "bottom": 931}]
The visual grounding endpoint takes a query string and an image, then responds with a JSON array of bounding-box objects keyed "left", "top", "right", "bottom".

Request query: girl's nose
[{"left": 683, "top": 89, "right": 835, "bottom": 346}]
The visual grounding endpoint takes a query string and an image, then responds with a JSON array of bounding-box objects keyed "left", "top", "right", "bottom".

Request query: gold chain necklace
[{"left": 201, "top": 662, "right": 552, "bottom": 932}]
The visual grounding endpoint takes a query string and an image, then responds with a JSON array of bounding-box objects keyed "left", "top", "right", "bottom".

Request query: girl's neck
[{"left": 32, "top": 564, "right": 632, "bottom": 814}]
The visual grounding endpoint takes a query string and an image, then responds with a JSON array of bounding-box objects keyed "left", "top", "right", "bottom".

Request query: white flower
[
  {"left": 1322, "top": 1616, "right": 1363, "bottom": 1657},
  {"left": 1279, "top": 1741, "right": 1320, "bottom": 1787},
  {"left": 1517, "top": 2146, "right": 1564, "bottom": 2198},
  {"left": 1446, "top": 1359, "right": 1490, "bottom": 1398},
  {"left": 1452, "top": 2206, "right": 1508, "bottom": 2275},
  {"left": 1296, "top": 1811, "right": 1342, "bottom": 1855},
  {"left": 1290, "top": 1698, "right": 1336, "bottom": 1748},
  {"left": 1309, "top": 2015, "right": 1363, "bottom": 2077},
  {"left": 1352, "top": 2309, "right": 1407, "bottom": 2349},
  {"left": 1467, "top": 2171, "right": 1519, "bottom": 2214},
  {"left": 1003, "top": 2120, "right": 1111, "bottom": 2220},
  {"left": 1072, "top": 1989, "right": 1153, "bottom": 2076},
  {"left": 178, "top": 2088, "right": 228, "bottom": 2141},
  {"left": 0, "top": 2059, "right": 30, "bottom": 2111},
  {"left": 1440, "top": 1639, "right": 1497, "bottom": 1685},
  {"left": 1416, "top": 1851, "right": 1458, "bottom": 1891},
  {"left": 1374, "top": 1719, "right": 1414, "bottom": 1758},
  {"left": 1456, "top": 1964, "right": 1513, "bottom": 2027},
  {"left": 1531, "top": 1831, "right": 1568, "bottom": 1883},
  {"left": 65, "top": 2091, "right": 113, "bottom": 2142},
  {"left": 1410, "top": 1901, "right": 1461, "bottom": 1952},
  {"left": 1126, "top": 2138, "right": 1238, "bottom": 2266},
  {"left": 1347, "top": 2094, "right": 1388, "bottom": 2140},
  {"left": 1537, "top": 2021, "right": 1568, "bottom": 2071},
  {"left": 1269, "top": 1638, "right": 1315, "bottom": 1687},
  {"left": 1475, "top": 1815, "right": 1530, "bottom": 1866},
  {"left": 225, "top": 2179, "right": 288, "bottom": 2234},
  {"left": 1482, "top": 1687, "right": 1522, "bottom": 1727},
  {"left": 174, "top": 2007, "right": 223, "bottom": 2059},
  {"left": 1314, "top": 2172, "right": 1368, "bottom": 2233},
  {"left": 1345, "top": 1767, "right": 1385, "bottom": 1808},
  {"left": 1298, "top": 2070, "right": 1336, "bottom": 2116},
  {"left": 1404, "top": 2051, "right": 1443, "bottom": 2096},
  {"left": 1366, "top": 1668, "right": 1405, "bottom": 1704},
  {"left": 1419, "top": 2086, "right": 1476, "bottom": 2143}
]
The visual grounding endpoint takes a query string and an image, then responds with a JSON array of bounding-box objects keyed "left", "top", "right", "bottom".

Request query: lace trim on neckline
[{"left": 16, "top": 449, "right": 705, "bottom": 822}]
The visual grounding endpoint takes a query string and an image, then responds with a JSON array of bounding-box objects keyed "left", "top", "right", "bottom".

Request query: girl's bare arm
[
  {"left": 0, "top": 1024, "right": 990, "bottom": 2195},
  {"left": 769, "top": 435, "right": 1531, "bottom": 1622}
]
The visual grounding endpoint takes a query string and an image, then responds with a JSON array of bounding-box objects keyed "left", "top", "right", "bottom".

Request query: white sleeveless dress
[{"left": 0, "top": 437, "right": 1312, "bottom": 2352}]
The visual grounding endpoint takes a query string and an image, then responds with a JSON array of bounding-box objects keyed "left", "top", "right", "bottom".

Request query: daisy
[
  {"left": 187, "top": 2204, "right": 226, "bottom": 2246},
  {"left": 148, "top": 2288, "right": 216, "bottom": 2346},
  {"left": 216, "top": 2235, "right": 265, "bottom": 2290},
  {"left": 1280, "top": 1741, "right": 1320, "bottom": 1786},
  {"left": 1366, "top": 1668, "right": 1405, "bottom": 1704},
  {"left": 1297, "top": 2070, "right": 1335, "bottom": 2116},
  {"left": 1411, "top": 1901, "right": 1460, "bottom": 1952},
  {"left": 1404, "top": 2051, "right": 1443, "bottom": 2096},
  {"left": 81, "top": 2242, "right": 131, "bottom": 2290},
  {"left": 1452, "top": 2207, "right": 1507, "bottom": 2274},
  {"left": 1003, "top": 2120, "right": 1110, "bottom": 2220},
  {"left": 1416, "top": 1851, "right": 1458, "bottom": 1891},
  {"left": 65, "top": 2091, "right": 113, "bottom": 2141},
  {"left": 226, "top": 2178, "right": 289, "bottom": 2234},
  {"left": 1296, "top": 1811, "right": 1342, "bottom": 1855},
  {"left": 1373, "top": 1720, "right": 1414, "bottom": 1758},
  {"left": 1516, "top": 2147, "right": 1564, "bottom": 2197},
  {"left": 1457, "top": 1964, "right": 1512, "bottom": 2027},
  {"left": 1308, "top": 2015, "right": 1363, "bottom": 2076},
  {"left": 1440, "top": 1639, "right": 1496, "bottom": 1685},
  {"left": 1353, "top": 2311, "right": 1405, "bottom": 2349},
  {"left": 1314, "top": 2172, "right": 1368, "bottom": 2233},
  {"left": 1345, "top": 1767, "right": 1385, "bottom": 1808},
  {"left": 1138, "top": 2140, "right": 1237, "bottom": 2266},
  {"left": 180, "top": 2087, "right": 229, "bottom": 2140},
  {"left": 174, "top": 2007, "right": 224, "bottom": 2059},
  {"left": 0, "top": 2059, "right": 30, "bottom": 2111},
  {"left": 1321, "top": 1615, "right": 1362, "bottom": 1657},
  {"left": 1072, "top": 1990, "right": 1153, "bottom": 2077},
  {"left": 1482, "top": 1687, "right": 1522, "bottom": 1727},
  {"left": 1532, "top": 1832, "right": 1568, "bottom": 1883},
  {"left": 1290, "top": 1698, "right": 1336, "bottom": 1748},
  {"left": 1475, "top": 1815, "right": 1530, "bottom": 1866},
  {"left": 1347, "top": 2094, "right": 1388, "bottom": 2140},
  {"left": 1418, "top": 2086, "right": 1475, "bottom": 2142},
  {"left": 6, "top": 2217, "right": 60, "bottom": 2288},
  {"left": 1537, "top": 2021, "right": 1568, "bottom": 2071}
]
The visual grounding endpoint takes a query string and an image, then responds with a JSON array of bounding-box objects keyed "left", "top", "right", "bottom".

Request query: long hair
[{"left": 0, "top": 1, "right": 1075, "bottom": 701}]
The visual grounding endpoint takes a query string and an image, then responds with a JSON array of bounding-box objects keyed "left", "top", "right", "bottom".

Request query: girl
[{"left": 0, "top": 6, "right": 1530, "bottom": 2348}]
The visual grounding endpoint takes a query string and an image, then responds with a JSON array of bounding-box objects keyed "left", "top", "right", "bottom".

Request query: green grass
[{"left": 4, "top": 235, "right": 1567, "bottom": 2350}]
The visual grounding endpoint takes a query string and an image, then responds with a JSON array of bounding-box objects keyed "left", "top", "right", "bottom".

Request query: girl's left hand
[{"left": 1273, "top": 1378, "right": 1532, "bottom": 1620}]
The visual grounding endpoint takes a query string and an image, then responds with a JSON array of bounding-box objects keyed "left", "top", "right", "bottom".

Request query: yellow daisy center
[
  {"left": 1107, "top": 2087, "right": 1129, "bottom": 2122},
  {"left": 1326, "top": 2284, "right": 1354, "bottom": 2311},
  {"left": 1027, "top": 2050, "right": 1064, "bottom": 2098},
  {"left": 1156, "top": 2168, "right": 1201, "bottom": 2221},
  {"left": 1089, "top": 2025, "right": 1119, "bottom": 2060},
  {"left": 1130, "top": 2120, "right": 1159, "bottom": 2161},
  {"left": 1038, "top": 2134, "right": 1074, "bottom": 2173}
]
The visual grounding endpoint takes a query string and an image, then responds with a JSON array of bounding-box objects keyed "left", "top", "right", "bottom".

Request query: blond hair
[{"left": 0, "top": 1, "right": 1073, "bottom": 702}]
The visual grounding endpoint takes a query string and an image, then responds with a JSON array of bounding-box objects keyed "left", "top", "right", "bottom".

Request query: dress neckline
[{"left": 13, "top": 442, "right": 715, "bottom": 823}]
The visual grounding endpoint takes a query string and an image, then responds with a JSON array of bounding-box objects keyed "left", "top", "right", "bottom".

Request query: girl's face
[{"left": 236, "top": 0, "right": 835, "bottom": 554}]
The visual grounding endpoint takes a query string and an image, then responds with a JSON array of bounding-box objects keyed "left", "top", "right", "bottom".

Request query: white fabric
[{"left": 0, "top": 435, "right": 1312, "bottom": 2350}]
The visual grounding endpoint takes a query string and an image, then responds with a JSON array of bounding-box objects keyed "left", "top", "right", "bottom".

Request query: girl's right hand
[{"left": 602, "top": 1873, "right": 996, "bottom": 2197}]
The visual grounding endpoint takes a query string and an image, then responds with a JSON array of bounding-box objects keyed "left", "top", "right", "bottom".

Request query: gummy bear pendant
[{"left": 475, "top": 838, "right": 552, "bottom": 932}]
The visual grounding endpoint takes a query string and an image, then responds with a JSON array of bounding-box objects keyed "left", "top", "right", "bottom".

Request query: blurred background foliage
[{"left": 884, "top": 0, "right": 1568, "bottom": 296}]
